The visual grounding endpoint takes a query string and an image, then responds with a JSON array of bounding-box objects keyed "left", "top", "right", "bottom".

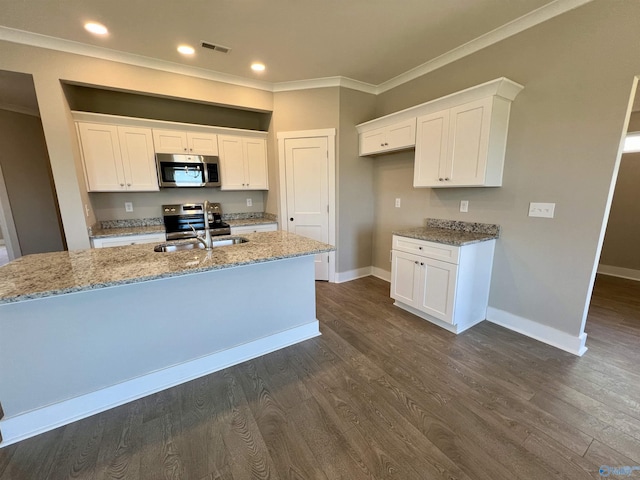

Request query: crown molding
[
  {"left": 0, "top": 0, "right": 593, "bottom": 96},
  {"left": 0, "top": 102, "right": 40, "bottom": 117},
  {"left": 0, "top": 26, "right": 274, "bottom": 92},
  {"left": 377, "top": 0, "right": 594, "bottom": 94},
  {"left": 272, "top": 76, "right": 377, "bottom": 94}
]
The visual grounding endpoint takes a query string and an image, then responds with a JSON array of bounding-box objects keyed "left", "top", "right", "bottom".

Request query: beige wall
[
  {"left": 599, "top": 112, "right": 640, "bottom": 270},
  {"left": 0, "top": 109, "right": 65, "bottom": 254},
  {"left": 0, "top": 42, "right": 273, "bottom": 250},
  {"left": 337, "top": 88, "right": 377, "bottom": 273},
  {"left": 371, "top": 0, "right": 639, "bottom": 337}
]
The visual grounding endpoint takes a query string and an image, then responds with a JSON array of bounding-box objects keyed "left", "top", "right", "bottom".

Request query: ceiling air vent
[{"left": 201, "top": 41, "right": 231, "bottom": 54}]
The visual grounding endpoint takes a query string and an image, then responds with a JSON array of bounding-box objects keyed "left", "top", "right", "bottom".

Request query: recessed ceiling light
[
  {"left": 84, "top": 22, "right": 108, "bottom": 35},
  {"left": 251, "top": 62, "right": 266, "bottom": 72},
  {"left": 178, "top": 45, "right": 195, "bottom": 55}
]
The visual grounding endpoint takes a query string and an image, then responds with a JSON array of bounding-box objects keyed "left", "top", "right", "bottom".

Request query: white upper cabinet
[
  {"left": 218, "top": 135, "right": 268, "bottom": 190},
  {"left": 414, "top": 96, "right": 505, "bottom": 188},
  {"left": 152, "top": 129, "right": 219, "bottom": 155},
  {"left": 359, "top": 118, "right": 416, "bottom": 156},
  {"left": 78, "top": 123, "right": 158, "bottom": 192},
  {"left": 357, "top": 77, "right": 523, "bottom": 188}
]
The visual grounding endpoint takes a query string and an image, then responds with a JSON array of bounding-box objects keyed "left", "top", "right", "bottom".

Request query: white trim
[
  {"left": 393, "top": 301, "right": 484, "bottom": 334},
  {"left": 0, "top": 163, "right": 20, "bottom": 260},
  {"left": 272, "top": 76, "right": 377, "bottom": 95},
  {"left": 277, "top": 129, "right": 337, "bottom": 283},
  {"left": 0, "top": 322, "right": 320, "bottom": 448},
  {"left": 0, "top": 26, "right": 273, "bottom": 93},
  {"left": 486, "top": 307, "right": 588, "bottom": 356},
  {"left": 0, "top": 102, "right": 40, "bottom": 117},
  {"left": 356, "top": 77, "right": 523, "bottom": 133},
  {"left": 335, "top": 267, "right": 373, "bottom": 283},
  {"left": 597, "top": 264, "right": 640, "bottom": 282},
  {"left": 0, "top": 1, "right": 591, "bottom": 95},
  {"left": 376, "top": 0, "right": 594, "bottom": 94},
  {"left": 371, "top": 266, "right": 391, "bottom": 283}
]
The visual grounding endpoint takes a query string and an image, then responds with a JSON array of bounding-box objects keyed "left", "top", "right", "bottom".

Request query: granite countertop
[
  {"left": 225, "top": 218, "right": 278, "bottom": 228},
  {"left": 394, "top": 218, "right": 500, "bottom": 246},
  {"left": 0, "top": 231, "right": 333, "bottom": 304},
  {"left": 91, "top": 224, "right": 166, "bottom": 238},
  {"left": 90, "top": 214, "right": 278, "bottom": 238}
]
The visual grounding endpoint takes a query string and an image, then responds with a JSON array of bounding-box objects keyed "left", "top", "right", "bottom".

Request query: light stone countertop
[
  {"left": 225, "top": 218, "right": 278, "bottom": 228},
  {"left": 394, "top": 219, "right": 500, "bottom": 246},
  {"left": 90, "top": 224, "right": 166, "bottom": 238},
  {"left": 0, "top": 231, "right": 334, "bottom": 304}
]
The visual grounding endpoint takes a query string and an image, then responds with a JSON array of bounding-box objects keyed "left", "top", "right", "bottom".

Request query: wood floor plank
[{"left": 1, "top": 274, "right": 639, "bottom": 479}]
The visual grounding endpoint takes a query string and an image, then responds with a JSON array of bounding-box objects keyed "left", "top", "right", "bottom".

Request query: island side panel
[{"left": 0, "top": 255, "right": 317, "bottom": 418}]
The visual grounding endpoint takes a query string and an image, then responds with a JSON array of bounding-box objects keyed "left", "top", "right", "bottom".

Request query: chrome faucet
[{"left": 196, "top": 200, "right": 213, "bottom": 250}]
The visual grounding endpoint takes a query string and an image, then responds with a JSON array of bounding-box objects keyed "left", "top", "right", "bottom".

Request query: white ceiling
[{"left": 0, "top": 0, "right": 589, "bottom": 89}]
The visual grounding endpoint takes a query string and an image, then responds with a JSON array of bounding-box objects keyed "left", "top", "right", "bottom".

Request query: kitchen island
[{"left": 0, "top": 231, "right": 333, "bottom": 447}]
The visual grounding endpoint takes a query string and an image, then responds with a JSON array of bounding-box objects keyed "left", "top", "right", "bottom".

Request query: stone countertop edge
[
  {"left": 0, "top": 231, "right": 333, "bottom": 305},
  {"left": 90, "top": 216, "right": 278, "bottom": 238},
  {"left": 393, "top": 219, "right": 500, "bottom": 246}
]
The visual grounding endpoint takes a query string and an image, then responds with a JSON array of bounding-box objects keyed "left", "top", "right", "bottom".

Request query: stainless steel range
[{"left": 162, "top": 203, "right": 231, "bottom": 241}]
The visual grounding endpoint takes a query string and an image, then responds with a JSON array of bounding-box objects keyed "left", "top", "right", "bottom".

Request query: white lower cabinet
[
  {"left": 91, "top": 233, "right": 166, "bottom": 248},
  {"left": 230, "top": 223, "right": 277, "bottom": 235},
  {"left": 390, "top": 234, "right": 495, "bottom": 333}
]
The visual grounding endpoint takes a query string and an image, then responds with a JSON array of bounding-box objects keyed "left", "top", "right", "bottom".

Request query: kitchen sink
[{"left": 154, "top": 237, "right": 248, "bottom": 252}]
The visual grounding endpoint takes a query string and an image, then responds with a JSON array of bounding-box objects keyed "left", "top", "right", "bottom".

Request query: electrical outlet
[
  {"left": 528, "top": 202, "right": 555, "bottom": 218},
  {"left": 395, "top": 198, "right": 401, "bottom": 208},
  {"left": 460, "top": 200, "right": 469, "bottom": 213},
  {"left": 246, "top": 198, "right": 253, "bottom": 207},
  {"left": 125, "top": 202, "right": 133, "bottom": 213}
]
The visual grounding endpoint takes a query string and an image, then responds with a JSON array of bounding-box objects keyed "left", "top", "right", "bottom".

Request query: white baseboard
[
  {"left": 371, "top": 266, "right": 391, "bottom": 282},
  {"left": 334, "top": 266, "right": 372, "bottom": 283},
  {"left": 0, "top": 322, "right": 320, "bottom": 448},
  {"left": 597, "top": 264, "right": 640, "bottom": 282},
  {"left": 486, "top": 307, "right": 587, "bottom": 356}
]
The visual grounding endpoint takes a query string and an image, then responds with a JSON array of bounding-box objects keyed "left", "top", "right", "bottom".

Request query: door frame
[
  {"left": 277, "top": 129, "right": 336, "bottom": 282},
  {"left": 0, "top": 162, "right": 21, "bottom": 260}
]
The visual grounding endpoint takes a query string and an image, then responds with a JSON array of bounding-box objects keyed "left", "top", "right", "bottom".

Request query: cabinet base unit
[{"left": 390, "top": 234, "right": 496, "bottom": 334}]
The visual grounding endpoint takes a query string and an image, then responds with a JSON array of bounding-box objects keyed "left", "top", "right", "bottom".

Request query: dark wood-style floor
[{"left": 1, "top": 274, "right": 639, "bottom": 479}]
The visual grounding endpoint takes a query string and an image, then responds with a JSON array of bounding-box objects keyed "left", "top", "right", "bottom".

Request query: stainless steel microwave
[{"left": 155, "top": 154, "right": 221, "bottom": 188}]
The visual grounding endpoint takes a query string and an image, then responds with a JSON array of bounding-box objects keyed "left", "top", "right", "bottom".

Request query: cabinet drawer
[{"left": 392, "top": 235, "right": 459, "bottom": 264}]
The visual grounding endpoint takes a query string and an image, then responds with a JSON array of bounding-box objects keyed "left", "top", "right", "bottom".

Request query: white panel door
[
  {"left": 417, "top": 258, "right": 457, "bottom": 324},
  {"left": 187, "top": 132, "right": 218, "bottom": 155},
  {"left": 284, "top": 137, "right": 329, "bottom": 280},
  {"left": 448, "top": 97, "right": 492, "bottom": 186},
  {"left": 152, "top": 129, "right": 188, "bottom": 153},
  {"left": 78, "top": 123, "right": 125, "bottom": 191},
  {"left": 414, "top": 110, "right": 449, "bottom": 187},
  {"left": 244, "top": 137, "right": 269, "bottom": 190},
  {"left": 218, "top": 135, "right": 246, "bottom": 190},
  {"left": 390, "top": 251, "right": 420, "bottom": 307},
  {"left": 117, "top": 127, "right": 159, "bottom": 191}
]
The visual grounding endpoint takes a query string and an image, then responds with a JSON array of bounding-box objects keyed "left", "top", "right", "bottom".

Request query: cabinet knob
[
  {"left": 445, "top": 177, "right": 450, "bottom": 181},
  {"left": 414, "top": 261, "right": 419, "bottom": 265},
  {"left": 384, "top": 142, "right": 389, "bottom": 146},
  {"left": 127, "top": 183, "right": 131, "bottom": 187},
  {"left": 418, "top": 246, "right": 423, "bottom": 250},
  {"left": 420, "top": 262, "right": 424, "bottom": 266},
  {"left": 380, "top": 143, "right": 384, "bottom": 147},
  {"left": 290, "top": 217, "right": 294, "bottom": 221},
  {"left": 183, "top": 147, "right": 187, "bottom": 152},
  {"left": 439, "top": 178, "right": 444, "bottom": 181},
  {"left": 120, "top": 183, "right": 125, "bottom": 187}
]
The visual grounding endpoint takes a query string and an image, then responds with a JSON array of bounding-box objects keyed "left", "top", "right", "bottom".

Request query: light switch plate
[
  {"left": 460, "top": 200, "right": 469, "bottom": 213},
  {"left": 395, "top": 198, "right": 401, "bottom": 208},
  {"left": 246, "top": 198, "right": 252, "bottom": 207},
  {"left": 529, "top": 202, "right": 555, "bottom": 218},
  {"left": 125, "top": 202, "right": 133, "bottom": 213}
]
